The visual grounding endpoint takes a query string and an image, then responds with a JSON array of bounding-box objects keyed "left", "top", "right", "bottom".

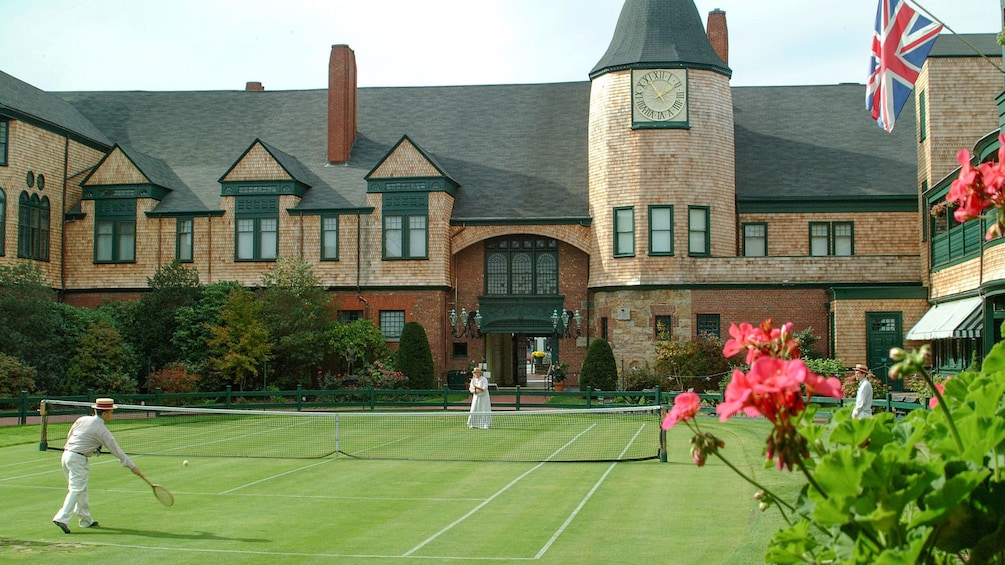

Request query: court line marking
[
  {"left": 532, "top": 422, "right": 648, "bottom": 559},
  {"left": 401, "top": 424, "right": 597, "bottom": 557}
]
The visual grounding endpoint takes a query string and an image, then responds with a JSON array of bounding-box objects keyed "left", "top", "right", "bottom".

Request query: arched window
[
  {"left": 484, "top": 236, "right": 559, "bottom": 296},
  {"left": 17, "top": 191, "right": 49, "bottom": 261}
]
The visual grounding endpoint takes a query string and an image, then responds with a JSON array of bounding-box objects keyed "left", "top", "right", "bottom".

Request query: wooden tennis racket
[{"left": 137, "top": 471, "right": 174, "bottom": 507}]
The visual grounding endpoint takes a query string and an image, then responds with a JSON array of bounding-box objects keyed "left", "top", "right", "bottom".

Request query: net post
[
  {"left": 658, "top": 405, "right": 668, "bottom": 463},
  {"left": 39, "top": 399, "right": 48, "bottom": 451}
]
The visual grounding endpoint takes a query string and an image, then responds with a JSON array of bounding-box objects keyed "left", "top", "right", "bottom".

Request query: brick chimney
[
  {"left": 245, "top": 81, "right": 264, "bottom": 91},
  {"left": 706, "top": 9, "right": 728, "bottom": 65},
  {"left": 328, "top": 44, "right": 357, "bottom": 164}
]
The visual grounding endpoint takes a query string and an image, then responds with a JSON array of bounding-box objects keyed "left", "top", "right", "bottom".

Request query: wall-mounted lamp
[
  {"left": 551, "top": 308, "right": 582, "bottom": 338},
  {"left": 449, "top": 307, "right": 482, "bottom": 338}
]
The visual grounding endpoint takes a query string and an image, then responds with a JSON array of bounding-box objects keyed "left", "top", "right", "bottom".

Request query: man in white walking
[{"left": 852, "top": 364, "right": 874, "bottom": 419}]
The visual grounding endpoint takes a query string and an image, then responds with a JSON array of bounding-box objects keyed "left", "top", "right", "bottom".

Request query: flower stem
[
  {"left": 713, "top": 450, "right": 796, "bottom": 512},
  {"left": 922, "top": 370, "right": 964, "bottom": 452},
  {"left": 797, "top": 458, "right": 827, "bottom": 498}
]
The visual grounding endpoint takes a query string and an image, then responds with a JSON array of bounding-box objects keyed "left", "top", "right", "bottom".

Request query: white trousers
[{"left": 53, "top": 451, "right": 95, "bottom": 527}]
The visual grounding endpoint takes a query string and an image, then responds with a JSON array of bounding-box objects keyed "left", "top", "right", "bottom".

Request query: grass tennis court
[{"left": 0, "top": 415, "right": 800, "bottom": 564}]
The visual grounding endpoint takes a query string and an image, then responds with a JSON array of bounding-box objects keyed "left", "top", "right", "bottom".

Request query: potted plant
[
  {"left": 551, "top": 362, "right": 568, "bottom": 392},
  {"left": 531, "top": 350, "right": 547, "bottom": 372}
]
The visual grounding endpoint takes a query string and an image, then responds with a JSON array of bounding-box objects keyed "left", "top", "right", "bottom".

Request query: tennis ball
[{"left": 183, "top": 460, "right": 190, "bottom": 466}]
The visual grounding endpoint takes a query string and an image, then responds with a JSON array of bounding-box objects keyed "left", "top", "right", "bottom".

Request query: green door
[{"left": 866, "top": 312, "right": 902, "bottom": 392}]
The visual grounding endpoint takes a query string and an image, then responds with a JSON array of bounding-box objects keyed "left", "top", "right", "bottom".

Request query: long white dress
[{"left": 467, "top": 375, "right": 492, "bottom": 429}]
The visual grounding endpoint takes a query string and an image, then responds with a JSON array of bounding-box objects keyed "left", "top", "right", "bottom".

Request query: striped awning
[{"left": 906, "top": 297, "right": 983, "bottom": 341}]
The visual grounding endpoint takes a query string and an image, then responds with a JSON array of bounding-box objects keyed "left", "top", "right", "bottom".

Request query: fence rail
[{"left": 0, "top": 386, "right": 928, "bottom": 425}]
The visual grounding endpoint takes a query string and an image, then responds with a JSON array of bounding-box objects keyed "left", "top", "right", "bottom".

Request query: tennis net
[{"left": 39, "top": 400, "right": 663, "bottom": 462}]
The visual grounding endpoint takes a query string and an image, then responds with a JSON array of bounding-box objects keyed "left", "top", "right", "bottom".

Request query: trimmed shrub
[
  {"left": 397, "top": 322, "right": 434, "bottom": 389},
  {"left": 580, "top": 338, "right": 618, "bottom": 391}
]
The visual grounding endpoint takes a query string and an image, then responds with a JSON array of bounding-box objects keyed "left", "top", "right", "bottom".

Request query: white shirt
[
  {"left": 64, "top": 414, "right": 136, "bottom": 469},
  {"left": 853, "top": 378, "right": 873, "bottom": 418}
]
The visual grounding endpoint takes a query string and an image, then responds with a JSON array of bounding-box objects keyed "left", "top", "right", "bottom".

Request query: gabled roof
[
  {"left": 0, "top": 70, "right": 110, "bottom": 148},
  {"left": 590, "top": 0, "right": 730, "bottom": 79},
  {"left": 365, "top": 135, "right": 459, "bottom": 185}
]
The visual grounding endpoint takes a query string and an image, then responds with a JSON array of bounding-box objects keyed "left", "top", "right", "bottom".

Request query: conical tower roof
[{"left": 590, "top": 0, "right": 731, "bottom": 79}]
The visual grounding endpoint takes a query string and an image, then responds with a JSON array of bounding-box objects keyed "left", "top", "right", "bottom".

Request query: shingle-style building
[{"left": 1, "top": 0, "right": 1002, "bottom": 386}]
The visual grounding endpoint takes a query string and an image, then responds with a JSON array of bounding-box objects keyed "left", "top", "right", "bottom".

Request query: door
[{"left": 866, "top": 312, "right": 902, "bottom": 392}]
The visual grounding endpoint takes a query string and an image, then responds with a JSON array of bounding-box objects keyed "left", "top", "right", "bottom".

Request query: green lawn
[{"left": 0, "top": 415, "right": 799, "bottom": 564}]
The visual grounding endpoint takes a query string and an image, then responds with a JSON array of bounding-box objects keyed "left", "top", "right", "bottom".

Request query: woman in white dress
[{"left": 467, "top": 367, "right": 492, "bottom": 429}]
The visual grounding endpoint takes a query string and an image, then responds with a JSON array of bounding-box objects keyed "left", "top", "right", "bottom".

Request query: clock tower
[{"left": 587, "top": 0, "right": 734, "bottom": 333}]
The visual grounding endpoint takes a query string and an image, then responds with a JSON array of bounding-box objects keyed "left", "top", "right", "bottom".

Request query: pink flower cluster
[
  {"left": 662, "top": 320, "right": 843, "bottom": 471},
  {"left": 947, "top": 133, "right": 1005, "bottom": 240},
  {"left": 722, "top": 319, "right": 801, "bottom": 364}
]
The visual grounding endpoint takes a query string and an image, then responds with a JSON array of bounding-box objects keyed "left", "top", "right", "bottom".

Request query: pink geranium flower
[{"left": 663, "top": 391, "right": 701, "bottom": 429}]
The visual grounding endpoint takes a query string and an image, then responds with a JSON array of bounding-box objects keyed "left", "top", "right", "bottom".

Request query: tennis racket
[{"left": 137, "top": 471, "right": 174, "bottom": 507}]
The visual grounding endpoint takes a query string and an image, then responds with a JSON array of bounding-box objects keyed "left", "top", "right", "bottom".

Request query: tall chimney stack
[
  {"left": 328, "top": 44, "right": 358, "bottom": 164},
  {"left": 706, "top": 9, "right": 728, "bottom": 65}
]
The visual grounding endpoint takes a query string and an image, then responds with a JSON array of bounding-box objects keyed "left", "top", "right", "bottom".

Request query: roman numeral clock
[{"left": 632, "top": 68, "right": 688, "bottom": 128}]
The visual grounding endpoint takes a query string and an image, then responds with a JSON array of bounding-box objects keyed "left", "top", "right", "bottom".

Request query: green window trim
[
  {"left": 176, "top": 218, "right": 194, "bottom": 262},
  {"left": 0, "top": 118, "right": 8, "bottom": 166},
  {"left": 379, "top": 310, "right": 406, "bottom": 341},
  {"left": 234, "top": 195, "right": 279, "bottom": 262},
  {"left": 648, "top": 205, "right": 674, "bottom": 256},
  {"left": 382, "top": 214, "right": 428, "bottom": 260},
  {"left": 485, "top": 236, "right": 559, "bottom": 296},
  {"left": 321, "top": 215, "right": 339, "bottom": 261},
  {"left": 696, "top": 313, "right": 721, "bottom": 339},
  {"left": 919, "top": 90, "right": 928, "bottom": 143},
  {"left": 654, "top": 314, "right": 672, "bottom": 340},
  {"left": 18, "top": 191, "right": 51, "bottom": 261},
  {"left": 0, "top": 188, "right": 5, "bottom": 256},
  {"left": 614, "top": 206, "right": 635, "bottom": 257},
  {"left": 742, "top": 222, "right": 767, "bottom": 257},
  {"left": 93, "top": 198, "right": 135, "bottom": 264},
  {"left": 810, "top": 221, "right": 854, "bottom": 256},
  {"left": 687, "top": 206, "right": 710, "bottom": 257}
]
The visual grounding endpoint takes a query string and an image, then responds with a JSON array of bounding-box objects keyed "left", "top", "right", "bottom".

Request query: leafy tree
[
  {"left": 257, "top": 258, "right": 333, "bottom": 389},
  {"left": 131, "top": 261, "right": 203, "bottom": 372},
  {"left": 0, "top": 263, "right": 80, "bottom": 394},
  {"left": 207, "top": 289, "right": 271, "bottom": 391},
  {"left": 65, "top": 318, "right": 138, "bottom": 395},
  {"left": 580, "top": 338, "right": 618, "bottom": 391},
  {"left": 654, "top": 334, "right": 732, "bottom": 393},
  {"left": 148, "top": 363, "right": 201, "bottom": 394},
  {"left": 172, "top": 281, "right": 244, "bottom": 382},
  {"left": 324, "top": 319, "right": 391, "bottom": 380},
  {"left": 396, "top": 321, "right": 434, "bottom": 389},
  {"left": 0, "top": 352, "right": 37, "bottom": 396}
]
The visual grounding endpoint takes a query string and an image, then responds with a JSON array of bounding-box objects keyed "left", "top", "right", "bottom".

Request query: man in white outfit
[
  {"left": 852, "top": 364, "right": 874, "bottom": 419},
  {"left": 52, "top": 398, "right": 143, "bottom": 533}
]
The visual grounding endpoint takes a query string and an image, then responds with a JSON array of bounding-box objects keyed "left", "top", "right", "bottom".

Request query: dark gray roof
[
  {"left": 0, "top": 70, "right": 110, "bottom": 147},
  {"left": 111, "top": 144, "right": 192, "bottom": 193},
  {"left": 733, "top": 83, "right": 917, "bottom": 200},
  {"left": 928, "top": 33, "right": 1001, "bottom": 58},
  {"left": 590, "top": 0, "right": 730, "bottom": 79},
  {"left": 56, "top": 83, "right": 592, "bottom": 219},
  {"left": 56, "top": 78, "right": 917, "bottom": 218}
]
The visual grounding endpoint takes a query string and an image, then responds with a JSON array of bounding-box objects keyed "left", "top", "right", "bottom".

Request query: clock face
[{"left": 632, "top": 69, "right": 687, "bottom": 123}]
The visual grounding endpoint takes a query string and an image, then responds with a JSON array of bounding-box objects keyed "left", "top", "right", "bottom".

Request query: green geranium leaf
[
  {"left": 909, "top": 469, "right": 988, "bottom": 528},
  {"left": 979, "top": 341, "right": 1005, "bottom": 374}
]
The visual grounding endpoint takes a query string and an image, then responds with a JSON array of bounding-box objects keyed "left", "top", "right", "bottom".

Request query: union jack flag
[{"left": 866, "top": 0, "right": 943, "bottom": 132}]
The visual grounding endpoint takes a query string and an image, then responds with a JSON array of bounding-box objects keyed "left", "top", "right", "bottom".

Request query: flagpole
[{"left": 909, "top": 0, "right": 1004, "bottom": 73}]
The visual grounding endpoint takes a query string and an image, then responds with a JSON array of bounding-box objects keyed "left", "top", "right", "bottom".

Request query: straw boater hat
[
  {"left": 91, "top": 398, "right": 117, "bottom": 410},
  {"left": 472, "top": 367, "right": 483, "bottom": 375},
  {"left": 854, "top": 364, "right": 870, "bottom": 374}
]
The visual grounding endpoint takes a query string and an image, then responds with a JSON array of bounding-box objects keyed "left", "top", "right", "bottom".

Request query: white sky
[{"left": 0, "top": 0, "right": 999, "bottom": 92}]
